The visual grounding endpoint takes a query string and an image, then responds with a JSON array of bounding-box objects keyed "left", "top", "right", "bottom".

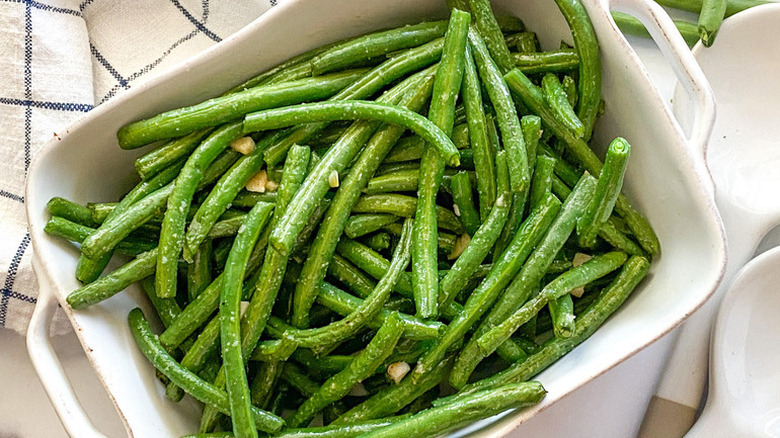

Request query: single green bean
[
  {"left": 352, "top": 194, "right": 464, "bottom": 233},
  {"left": 554, "top": 0, "right": 601, "bottom": 140},
  {"left": 117, "top": 70, "right": 366, "bottom": 149},
  {"left": 187, "top": 240, "right": 212, "bottom": 302},
  {"left": 611, "top": 12, "right": 700, "bottom": 48},
  {"left": 450, "top": 171, "right": 481, "bottom": 236},
  {"left": 327, "top": 254, "right": 378, "bottom": 298},
  {"left": 66, "top": 248, "right": 157, "bottom": 309},
  {"left": 549, "top": 293, "right": 575, "bottom": 338},
  {"left": 231, "top": 191, "right": 277, "bottom": 207},
  {"left": 529, "top": 156, "right": 556, "bottom": 212},
  {"left": 46, "top": 197, "right": 96, "bottom": 227},
  {"left": 542, "top": 73, "right": 584, "bottom": 138},
  {"left": 134, "top": 130, "right": 211, "bottom": 179},
  {"left": 512, "top": 50, "right": 580, "bottom": 74},
  {"left": 362, "top": 232, "right": 391, "bottom": 252},
  {"left": 127, "top": 308, "right": 285, "bottom": 433},
  {"left": 44, "top": 217, "right": 155, "bottom": 257},
  {"left": 361, "top": 382, "right": 546, "bottom": 438},
  {"left": 166, "top": 314, "right": 221, "bottom": 401},
  {"left": 467, "top": 0, "right": 515, "bottom": 73},
  {"left": 344, "top": 214, "right": 399, "bottom": 239},
  {"left": 577, "top": 137, "right": 630, "bottom": 248},
  {"left": 249, "top": 361, "right": 283, "bottom": 410},
  {"left": 510, "top": 32, "right": 540, "bottom": 53},
  {"left": 699, "top": 0, "right": 728, "bottom": 46},
  {"left": 450, "top": 174, "right": 596, "bottom": 388},
  {"left": 248, "top": 335, "right": 298, "bottom": 362},
  {"left": 288, "top": 313, "right": 404, "bottom": 427}
]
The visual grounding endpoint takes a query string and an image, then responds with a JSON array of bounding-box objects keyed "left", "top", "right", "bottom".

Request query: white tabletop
[{"left": 0, "top": 34, "right": 692, "bottom": 438}]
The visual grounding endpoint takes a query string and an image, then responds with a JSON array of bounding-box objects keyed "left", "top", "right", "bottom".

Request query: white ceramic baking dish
[{"left": 25, "top": 0, "right": 724, "bottom": 436}]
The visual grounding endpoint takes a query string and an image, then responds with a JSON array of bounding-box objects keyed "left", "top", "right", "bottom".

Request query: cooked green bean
[
  {"left": 384, "top": 222, "right": 457, "bottom": 254},
  {"left": 562, "top": 75, "right": 577, "bottom": 107},
  {"left": 410, "top": 193, "right": 561, "bottom": 381},
  {"left": 327, "top": 254, "right": 377, "bottom": 298},
  {"left": 438, "top": 152, "right": 510, "bottom": 310},
  {"left": 187, "top": 239, "right": 212, "bottom": 301},
  {"left": 530, "top": 156, "right": 556, "bottom": 212},
  {"left": 127, "top": 308, "right": 285, "bottom": 433},
  {"left": 512, "top": 50, "right": 579, "bottom": 74},
  {"left": 291, "top": 71, "right": 435, "bottom": 328},
  {"left": 44, "top": 217, "right": 155, "bottom": 257},
  {"left": 578, "top": 137, "right": 630, "bottom": 248},
  {"left": 166, "top": 314, "right": 221, "bottom": 401},
  {"left": 469, "top": 28, "right": 529, "bottom": 197},
  {"left": 46, "top": 197, "right": 96, "bottom": 227},
  {"left": 248, "top": 335, "right": 298, "bottom": 363},
  {"left": 220, "top": 202, "right": 272, "bottom": 438},
  {"left": 450, "top": 174, "right": 596, "bottom": 388},
  {"left": 344, "top": 214, "right": 400, "bottom": 239},
  {"left": 156, "top": 122, "right": 243, "bottom": 298},
  {"left": 361, "top": 382, "right": 546, "bottom": 438},
  {"left": 352, "top": 194, "right": 464, "bottom": 233},
  {"left": 134, "top": 130, "right": 211, "bottom": 179},
  {"left": 310, "top": 21, "right": 448, "bottom": 75},
  {"left": 542, "top": 73, "right": 584, "bottom": 138},
  {"left": 511, "top": 32, "right": 540, "bottom": 53},
  {"left": 117, "top": 70, "right": 366, "bottom": 149},
  {"left": 67, "top": 248, "right": 157, "bottom": 309},
  {"left": 461, "top": 46, "right": 495, "bottom": 221},
  {"left": 231, "top": 191, "right": 277, "bottom": 207},
  {"left": 314, "top": 282, "right": 444, "bottom": 341},
  {"left": 505, "top": 68, "right": 660, "bottom": 255},
  {"left": 332, "top": 356, "right": 456, "bottom": 424},
  {"left": 476, "top": 251, "right": 627, "bottom": 355},
  {"left": 549, "top": 293, "right": 575, "bottom": 338},
  {"left": 362, "top": 232, "right": 391, "bottom": 252},
  {"left": 554, "top": 0, "right": 601, "bottom": 140},
  {"left": 288, "top": 313, "right": 404, "bottom": 427},
  {"left": 521, "top": 115, "right": 543, "bottom": 180},
  {"left": 450, "top": 171, "right": 481, "bottom": 235},
  {"left": 699, "top": 0, "right": 728, "bottom": 46},
  {"left": 458, "top": 255, "right": 651, "bottom": 395},
  {"left": 364, "top": 168, "right": 466, "bottom": 194},
  {"left": 611, "top": 11, "right": 700, "bottom": 48},
  {"left": 467, "top": 0, "right": 514, "bottom": 73},
  {"left": 249, "top": 361, "right": 283, "bottom": 410}
]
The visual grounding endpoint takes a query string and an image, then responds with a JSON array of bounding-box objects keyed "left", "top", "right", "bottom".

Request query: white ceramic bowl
[{"left": 25, "top": 0, "right": 724, "bottom": 436}]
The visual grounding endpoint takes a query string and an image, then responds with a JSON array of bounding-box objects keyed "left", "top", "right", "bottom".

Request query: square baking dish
[{"left": 25, "top": 0, "right": 725, "bottom": 436}]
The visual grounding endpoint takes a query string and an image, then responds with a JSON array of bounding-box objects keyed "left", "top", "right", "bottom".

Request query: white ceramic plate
[{"left": 26, "top": 0, "right": 724, "bottom": 436}]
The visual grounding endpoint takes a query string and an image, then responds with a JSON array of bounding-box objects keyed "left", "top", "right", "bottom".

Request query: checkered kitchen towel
[{"left": 0, "top": 0, "right": 277, "bottom": 336}]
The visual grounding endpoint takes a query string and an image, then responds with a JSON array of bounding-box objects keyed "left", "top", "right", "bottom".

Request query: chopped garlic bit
[
  {"left": 349, "top": 382, "right": 370, "bottom": 396},
  {"left": 448, "top": 233, "right": 471, "bottom": 260},
  {"left": 265, "top": 179, "right": 279, "bottom": 192},
  {"left": 328, "top": 170, "right": 340, "bottom": 188},
  {"left": 387, "top": 361, "right": 410, "bottom": 385},
  {"left": 495, "top": 194, "right": 507, "bottom": 208},
  {"left": 572, "top": 252, "right": 592, "bottom": 267},
  {"left": 240, "top": 301, "right": 250, "bottom": 317},
  {"left": 453, "top": 204, "right": 461, "bottom": 217},
  {"left": 245, "top": 169, "right": 267, "bottom": 192},
  {"left": 230, "top": 136, "right": 255, "bottom": 155},
  {"left": 570, "top": 286, "right": 585, "bottom": 298}
]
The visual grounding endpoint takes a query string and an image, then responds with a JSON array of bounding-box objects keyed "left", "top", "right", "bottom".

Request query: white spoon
[
  {"left": 644, "top": 3, "right": 780, "bottom": 435},
  {"left": 686, "top": 244, "right": 780, "bottom": 437}
]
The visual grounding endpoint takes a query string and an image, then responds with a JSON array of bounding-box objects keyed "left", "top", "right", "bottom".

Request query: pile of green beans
[{"left": 46, "top": 1, "right": 660, "bottom": 437}]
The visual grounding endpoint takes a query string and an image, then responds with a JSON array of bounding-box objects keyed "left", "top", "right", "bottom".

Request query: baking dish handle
[
  {"left": 26, "top": 262, "right": 108, "bottom": 438},
  {"left": 607, "top": 0, "right": 716, "bottom": 193}
]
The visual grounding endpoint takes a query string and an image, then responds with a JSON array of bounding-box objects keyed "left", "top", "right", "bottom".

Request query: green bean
[
  {"left": 310, "top": 21, "right": 448, "bottom": 75},
  {"left": 46, "top": 197, "right": 96, "bottom": 227},
  {"left": 249, "top": 361, "right": 283, "bottom": 410},
  {"left": 450, "top": 171, "right": 481, "bottom": 236},
  {"left": 327, "top": 254, "right": 377, "bottom": 298},
  {"left": 200, "top": 149, "right": 243, "bottom": 189},
  {"left": 314, "top": 281, "right": 444, "bottom": 341},
  {"left": 512, "top": 50, "right": 579, "bottom": 74},
  {"left": 562, "top": 75, "right": 578, "bottom": 107},
  {"left": 44, "top": 217, "right": 155, "bottom": 257},
  {"left": 438, "top": 152, "right": 510, "bottom": 310},
  {"left": 184, "top": 131, "right": 284, "bottom": 260},
  {"left": 231, "top": 191, "right": 277, "bottom": 207},
  {"left": 611, "top": 12, "right": 700, "bottom": 48},
  {"left": 469, "top": 29, "right": 529, "bottom": 198},
  {"left": 655, "top": 0, "right": 767, "bottom": 17},
  {"left": 262, "top": 42, "right": 443, "bottom": 167},
  {"left": 362, "top": 232, "right": 392, "bottom": 252},
  {"left": 383, "top": 136, "right": 426, "bottom": 163},
  {"left": 127, "top": 308, "right": 285, "bottom": 433},
  {"left": 158, "top": 208, "right": 274, "bottom": 350},
  {"left": 554, "top": 0, "right": 601, "bottom": 140},
  {"left": 530, "top": 156, "right": 556, "bottom": 212},
  {"left": 166, "top": 314, "right": 221, "bottom": 401},
  {"left": 288, "top": 313, "right": 404, "bottom": 427},
  {"left": 117, "top": 70, "right": 366, "bottom": 149},
  {"left": 291, "top": 73, "right": 436, "bottom": 328},
  {"left": 156, "top": 122, "right": 243, "bottom": 298},
  {"left": 462, "top": 46, "right": 495, "bottom": 221},
  {"left": 458, "top": 255, "right": 651, "bottom": 395},
  {"left": 331, "top": 355, "right": 454, "bottom": 424},
  {"left": 248, "top": 335, "right": 298, "bottom": 362},
  {"left": 698, "top": 0, "right": 728, "bottom": 46},
  {"left": 220, "top": 202, "right": 272, "bottom": 438},
  {"left": 187, "top": 240, "right": 212, "bottom": 302},
  {"left": 134, "top": 130, "right": 211, "bottom": 179},
  {"left": 284, "top": 220, "right": 412, "bottom": 352},
  {"left": 467, "top": 0, "right": 514, "bottom": 73},
  {"left": 364, "top": 168, "right": 466, "bottom": 195},
  {"left": 410, "top": 193, "right": 561, "bottom": 381},
  {"left": 289, "top": 349, "right": 354, "bottom": 380},
  {"left": 352, "top": 194, "right": 464, "bottom": 233},
  {"left": 361, "top": 382, "right": 546, "bottom": 438},
  {"left": 505, "top": 68, "right": 660, "bottom": 255},
  {"left": 509, "top": 32, "right": 540, "bottom": 53},
  {"left": 521, "top": 115, "right": 543, "bottom": 179},
  {"left": 344, "top": 214, "right": 399, "bottom": 239},
  {"left": 450, "top": 174, "right": 595, "bottom": 388},
  {"left": 476, "top": 251, "right": 627, "bottom": 355},
  {"left": 66, "top": 248, "right": 157, "bottom": 309},
  {"left": 549, "top": 293, "right": 575, "bottom": 338},
  {"left": 383, "top": 222, "right": 457, "bottom": 254},
  {"left": 207, "top": 214, "right": 245, "bottom": 239},
  {"left": 578, "top": 137, "right": 630, "bottom": 248},
  {"left": 80, "top": 183, "right": 172, "bottom": 260},
  {"left": 542, "top": 73, "right": 584, "bottom": 138}
]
